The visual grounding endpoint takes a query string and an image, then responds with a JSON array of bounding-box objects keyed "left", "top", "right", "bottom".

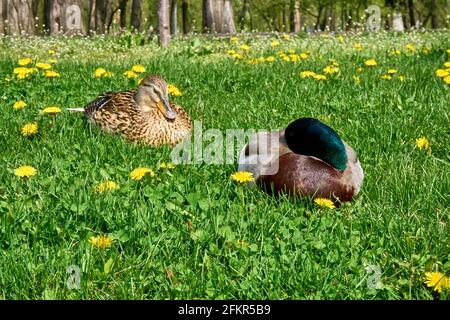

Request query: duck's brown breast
[{"left": 258, "top": 153, "right": 356, "bottom": 202}]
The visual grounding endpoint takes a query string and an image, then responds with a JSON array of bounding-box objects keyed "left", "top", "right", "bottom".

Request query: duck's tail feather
[{"left": 66, "top": 108, "right": 85, "bottom": 112}]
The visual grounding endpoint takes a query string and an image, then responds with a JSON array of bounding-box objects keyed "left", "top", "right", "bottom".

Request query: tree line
[{"left": 0, "top": 1, "right": 448, "bottom": 42}]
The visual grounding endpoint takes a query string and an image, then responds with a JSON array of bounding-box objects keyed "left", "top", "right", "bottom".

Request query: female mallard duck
[
  {"left": 71, "top": 75, "right": 192, "bottom": 146},
  {"left": 238, "top": 118, "right": 364, "bottom": 203}
]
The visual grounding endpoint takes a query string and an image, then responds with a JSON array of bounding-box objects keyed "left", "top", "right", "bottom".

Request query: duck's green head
[{"left": 284, "top": 118, "right": 348, "bottom": 171}]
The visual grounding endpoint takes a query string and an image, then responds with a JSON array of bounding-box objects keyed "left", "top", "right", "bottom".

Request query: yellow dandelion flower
[
  {"left": 329, "top": 59, "right": 339, "bottom": 66},
  {"left": 230, "top": 36, "right": 238, "bottom": 44},
  {"left": 337, "top": 35, "right": 344, "bottom": 43},
  {"left": 17, "top": 73, "right": 28, "bottom": 80},
  {"left": 281, "top": 55, "right": 290, "bottom": 62},
  {"left": 398, "top": 75, "right": 405, "bottom": 81},
  {"left": 282, "top": 34, "right": 290, "bottom": 40},
  {"left": 231, "top": 171, "right": 254, "bottom": 183},
  {"left": 227, "top": 49, "right": 236, "bottom": 55},
  {"left": 48, "top": 49, "right": 56, "bottom": 55},
  {"left": 13, "top": 67, "right": 34, "bottom": 75},
  {"left": 232, "top": 53, "right": 242, "bottom": 59},
  {"left": 300, "top": 71, "right": 316, "bottom": 79},
  {"left": 323, "top": 65, "right": 339, "bottom": 75},
  {"left": 444, "top": 75, "right": 450, "bottom": 84},
  {"left": 94, "top": 68, "right": 106, "bottom": 78},
  {"left": 130, "top": 167, "right": 155, "bottom": 180},
  {"left": 300, "top": 52, "right": 309, "bottom": 59},
  {"left": 168, "top": 84, "right": 182, "bottom": 96},
  {"left": 415, "top": 137, "right": 430, "bottom": 151},
  {"left": 21, "top": 123, "right": 38, "bottom": 136},
  {"left": 287, "top": 49, "right": 295, "bottom": 54},
  {"left": 364, "top": 59, "right": 377, "bottom": 67},
  {"left": 447, "top": 49, "right": 450, "bottom": 54},
  {"left": 314, "top": 197, "right": 335, "bottom": 209},
  {"left": 89, "top": 234, "right": 113, "bottom": 249},
  {"left": 265, "top": 56, "right": 275, "bottom": 62},
  {"left": 288, "top": 54, "right": 299, "bottom": 62},
  {"left": 424, "top": 272, "right": 448, "bottom": 293},
  {"left": 35, "top": 62, "right": 52, "bottom": 70},
  {"left": 390, "top": 49, "right": 401, "bottom": 55},
  {"left": 436, "top": 69, "right": 449, "bottom": 78},
  {"left": 14, "top": 165, "right": 37, "bottom": 178},
  {"left": 94, "top": 181, "right": 119, "bottom": 193},
  {"left": 381, "top": 74, "right": 392, "bottom": 80},
  {"left": 353, "top": 76, "right": 361, "bottom": 84},
  {"left": 240, "top": 44, "right": 251, "bottom": 51},
  {"left": 422, "top": 47, "right": 430, "bottom": 54},
  {"left": 354, "top": 43, "right": 363, "bottom": 51},
  {"left": 443, "top": 62, "right": 450, "bottom": 68},
  {"left": 159, "top": 162, "right": 176, "bottom": 170},
  {"left": 47, "top": 58, "right": 58, "bottom": 64},
  {"left": 45, "top": 70, "right": 60, "bottom": 78},
  {"left": 271, "top": 40, "right": 280, "bottom": 47},
  {"left": 405, "top": 43, "right": 416, "bottom": 52},
  {"left": 313, "top": 74, "right": 327, "bottom": 81},
  {"left": 18, "top": 58, "right": 32, "bottom": 66},
  {"left": 237, "top": 239, "right": 249, "bottom": 247},
  {"left": 387, "top": 69, "right": 397, "bottom": 74},
  {"left": 13, "top": 100, "right": 27, "bottom": 110},
  {"left": 42, "top": 106, "right": 61, "bottom": 114},
  {"left": 132, "top": 64, "right": 146, "bottom": 73},
  {"left": 123, "top": 70, "right": 138, "bottom": 78}
]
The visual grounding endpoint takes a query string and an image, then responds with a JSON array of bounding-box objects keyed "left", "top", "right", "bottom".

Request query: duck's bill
[{"left": 158, "top": 99, "right": 177, "bottom": 120}]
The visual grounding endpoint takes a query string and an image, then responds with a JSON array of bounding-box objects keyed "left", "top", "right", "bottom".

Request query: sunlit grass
[{"left": 0, "top": 31, "right": 449, "bottom": 299}]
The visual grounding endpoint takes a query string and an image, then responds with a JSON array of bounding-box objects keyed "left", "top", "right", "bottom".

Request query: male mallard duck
[
  {"left": 70, "top": 75, "right": 192, "bottom": 146},
  {"left": 238, "top": 118, "right": 364, "bottom": 203}
]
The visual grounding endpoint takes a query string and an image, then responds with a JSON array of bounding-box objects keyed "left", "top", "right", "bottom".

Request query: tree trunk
[
  {"left": 291, "top": 0, "right": 301, "bottom": 33},
  {"left": 6, "top": 0, "right": 35, "bottom": 35},
  {"left": 170, "top": 0, "right": 177, "bottom": 35},
  {"left": 431, "top": 0, "right": 438, "bottom": 29},
  {"left": 95, "top": 0, "right": 106, "bottom": 33},
  {"left": 131, "top": 0, "right": 140, "bottom": 31},
  {"left": 221, "top": 0, "right": 235, "bottom": 33},
  {"left": 46, "top": 0, "right": 85, "bottom": 35},
  {"left": 181, "top": 0, "right": 188, "bottom": 34},
  {"left": 158, "top": 0, "right": 170, "bottom": 47},
  {"left": 89, "top": 0, "right": 96, "bottom": 32},
  {"left": 0, "top": 0, "right": 5, "bottom": 34},
  {"left": 282, "top": 3, "right": 287, "bottom": 32},
  {"left": 240, "top": 0, "right": 248, "bottom": 31},
  {"left": 211, "top": 0, "right": 223, "bottom": 32},
  {"left": 202, "top": 0, "right": 235, "bottom": 34},
  {"left": 119, "top": 0, "right": 127, "bottom": 30},
  {"left": 407, "top": 0, "right": 415, "bottom": 28},
  {"left": 32, "top": 0, "right": 40, "bottom": 18},
  {"left": 315, "top": 5, "right": 323, "bottom": 31},
  {"left": 45, "top": 0, "right": 61, "bottom": 35},
  {"left": 202, "top": 0, "right": 214, "bottom": 32}
]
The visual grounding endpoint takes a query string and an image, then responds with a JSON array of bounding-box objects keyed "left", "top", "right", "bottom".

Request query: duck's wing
[
  {"left": 84, "top": 90, "right": 137, "bottom": 133},
  {"left": 238, "top": 130, "right": 292, "bottom": 182},
  {"left": 84, "top": 90, "right": 136, "bottom": 119}
]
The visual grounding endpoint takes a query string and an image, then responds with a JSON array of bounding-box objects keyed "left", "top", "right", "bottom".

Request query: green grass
[{"left": 0, "top": 32, "right": 449, "bottom": 300}]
